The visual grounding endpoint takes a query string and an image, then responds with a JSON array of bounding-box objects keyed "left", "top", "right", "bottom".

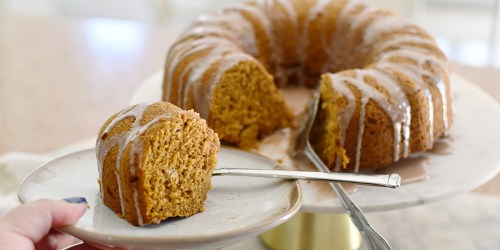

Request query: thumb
[{"left": 1, "top": 198, "right": 88, "bottom": 243}]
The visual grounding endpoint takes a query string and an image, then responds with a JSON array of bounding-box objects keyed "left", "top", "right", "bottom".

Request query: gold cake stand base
[{"left": 260, "top": 212, "right": 362, "bottom": 250}]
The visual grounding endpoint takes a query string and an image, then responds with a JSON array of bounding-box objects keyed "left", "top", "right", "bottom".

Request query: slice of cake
[{"left": 96, "top": 101, "right": 220, "bottom": 226}]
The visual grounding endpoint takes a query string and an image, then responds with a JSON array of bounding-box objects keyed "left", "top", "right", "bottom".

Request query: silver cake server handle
[{"left": 212, "top": 168, "right": 400, "bottom": 188}]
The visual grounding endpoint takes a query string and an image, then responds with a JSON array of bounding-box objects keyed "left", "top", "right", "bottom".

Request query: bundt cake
[
  {"left": 96, "top": 101, "right": 220, "bottom": 226},
  {"left": 162, "top": 0, "right": 452, "bottom": 172}
]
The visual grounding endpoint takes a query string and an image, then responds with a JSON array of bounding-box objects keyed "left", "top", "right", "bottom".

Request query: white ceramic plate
[
  {"left": 18, "top": 147, "right": 301, "bottom": 250},
  {"left": 133, "top": 71, "right": 500, "bottom": 213}
]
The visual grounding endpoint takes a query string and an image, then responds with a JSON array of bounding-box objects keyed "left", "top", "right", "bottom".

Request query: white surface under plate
[
  {"left": 18, "top": 147, "right": 301, "bottom": 250},
  {"left": 132, "top": 71, "right": 500, "bottom": 213}
]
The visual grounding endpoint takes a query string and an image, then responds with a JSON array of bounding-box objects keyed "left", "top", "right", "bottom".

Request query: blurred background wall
[{"left": 1, "top": 0, "right": 499, "bottom": 68}]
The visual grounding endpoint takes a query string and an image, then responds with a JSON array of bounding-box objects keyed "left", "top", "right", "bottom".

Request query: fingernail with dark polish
[{"left": 63, "top": 197, "right": 88, "bottom": 204}]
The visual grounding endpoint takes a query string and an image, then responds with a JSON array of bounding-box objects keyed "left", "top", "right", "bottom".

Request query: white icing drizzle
[
  {"left": 337, "top": 0, "right": 364, "bottom": 29},
  {"left": 305, "top": 0, "right": 332, "bottom": 77},
  {"left": 309, "top": 0, "right": 332, "bottom": 57},
  {"left": 375, "top": 35, "right": 437, "bottom": 54},
  {"left": 189, "top": 11, "right": 259, "bottom": 56},
  {"left": 165, "top": 9, "right": 258, "bottom": 102},
  {"left": 349, "top": 5, "right": 377, "bottom": 31},
  {"left": 258, "top": 0, "right": 299, "bottom": 86},
  {"left": 243, "top": 1, "right": 285, "bottom": 86},
  {"left": 179, "top": 46, "right": 229, "bottom": 106},
  {"left": 193, "top": 52, "right": 256, "bottom": 119},
  {"left": 96, "top": 102, "right": 173, "bottom": 226},
  {"left": 176, "top": 38, "right": 239, "bottom": 106},
  {"left": 376, "top": 49, "right": 446, "bottom": 70},
  {"left": 309, "top": 0, "right": 332, "bottom": 21},
  {"left": 97, "top": 104, "right": 147, "bottom": 217},
  {"left": 363, "top": 15, "right": 414, "bottom": 45},
  {"left": 256, "top": 0, "right": 297, "bottom": 27},
  {"left": 236, "top": 4, "right": 273, "bottom": 39},
  {"left": 133, "top": 190, "right": 143, "bottom": 226},
  {"left": 369, "top": 68, "right": 411, "bottom": 160},
  {"left": 273, "top": 0, "right": 298, "bottom": 27},
  {"left": 165, "top": 39, "right": 214, "bottom": 102},
  {"left": 355, "top": 95, "right": 369, "bottom": 172},
  {"left": 326, "top": 67, "right": 411, "bottom": 171},
  {"left": 426, "top": 88, "right": 435, "bottom": 145},
  {"left": 437, "top": 78, "right": 449, "bottom": 131},
  {"left": 376, "top": 47, "right": 448, "bottom": 146},
  {"left": 324, "top": 0, "right": 365, "bottom": 71},
  {"left": 381, "top": 63, "right": 435, "bottom": 144},
  {"left": 181, "top": 26, "right": 233, "bottom": 41},
  {"left": 327, "top": 75, "right": 356, "bottom": 172},
  {"left": 236, "top": 2, "right": 274, "bottom": 64}
]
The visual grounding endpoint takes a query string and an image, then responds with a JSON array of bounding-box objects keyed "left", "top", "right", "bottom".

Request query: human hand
[{"left": 0, "top": 197, "right": 94, "bottom": 250}]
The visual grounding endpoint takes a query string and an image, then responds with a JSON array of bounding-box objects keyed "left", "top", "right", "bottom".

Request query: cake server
[{"left": 212, "top": 168, "right": 400, "bottom": 188}]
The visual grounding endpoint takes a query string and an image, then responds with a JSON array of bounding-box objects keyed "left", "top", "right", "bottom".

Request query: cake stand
[{"left": 133, "top": 72, "right": 500, "bottom": 249}]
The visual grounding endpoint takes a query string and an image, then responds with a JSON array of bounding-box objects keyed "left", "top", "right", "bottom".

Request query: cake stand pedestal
[{"left": 260, "top": 212, "right": 361, "bottom": 250}]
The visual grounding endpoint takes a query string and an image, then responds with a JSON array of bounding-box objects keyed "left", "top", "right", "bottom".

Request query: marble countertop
[{"left": 224, "top": 193, "right": 500, "bottom": 250}]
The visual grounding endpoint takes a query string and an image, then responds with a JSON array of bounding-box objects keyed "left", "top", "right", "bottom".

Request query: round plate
[
  {"left": 18, "top": 147, "right": 301, "bottom": 250},
  {"left": 133, "top": 72, "right": 500, "bottom": 213}
]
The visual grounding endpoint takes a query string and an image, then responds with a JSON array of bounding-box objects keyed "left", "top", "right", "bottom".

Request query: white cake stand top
[{"left": 133, "top": 72, "right": 500, "bottom": 213}]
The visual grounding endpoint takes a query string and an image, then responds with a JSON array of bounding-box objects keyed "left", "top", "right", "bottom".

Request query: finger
[{"left": 1, "top": 198, "right": 87, "bottom": 244}]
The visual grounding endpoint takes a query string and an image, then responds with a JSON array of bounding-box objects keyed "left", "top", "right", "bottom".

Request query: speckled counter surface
[
  {"left": 365, "top": 194, "right": 500, "bottom": 250},
  {"left": 225, "top": 193, "right": 500, "bottom": 250}
]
